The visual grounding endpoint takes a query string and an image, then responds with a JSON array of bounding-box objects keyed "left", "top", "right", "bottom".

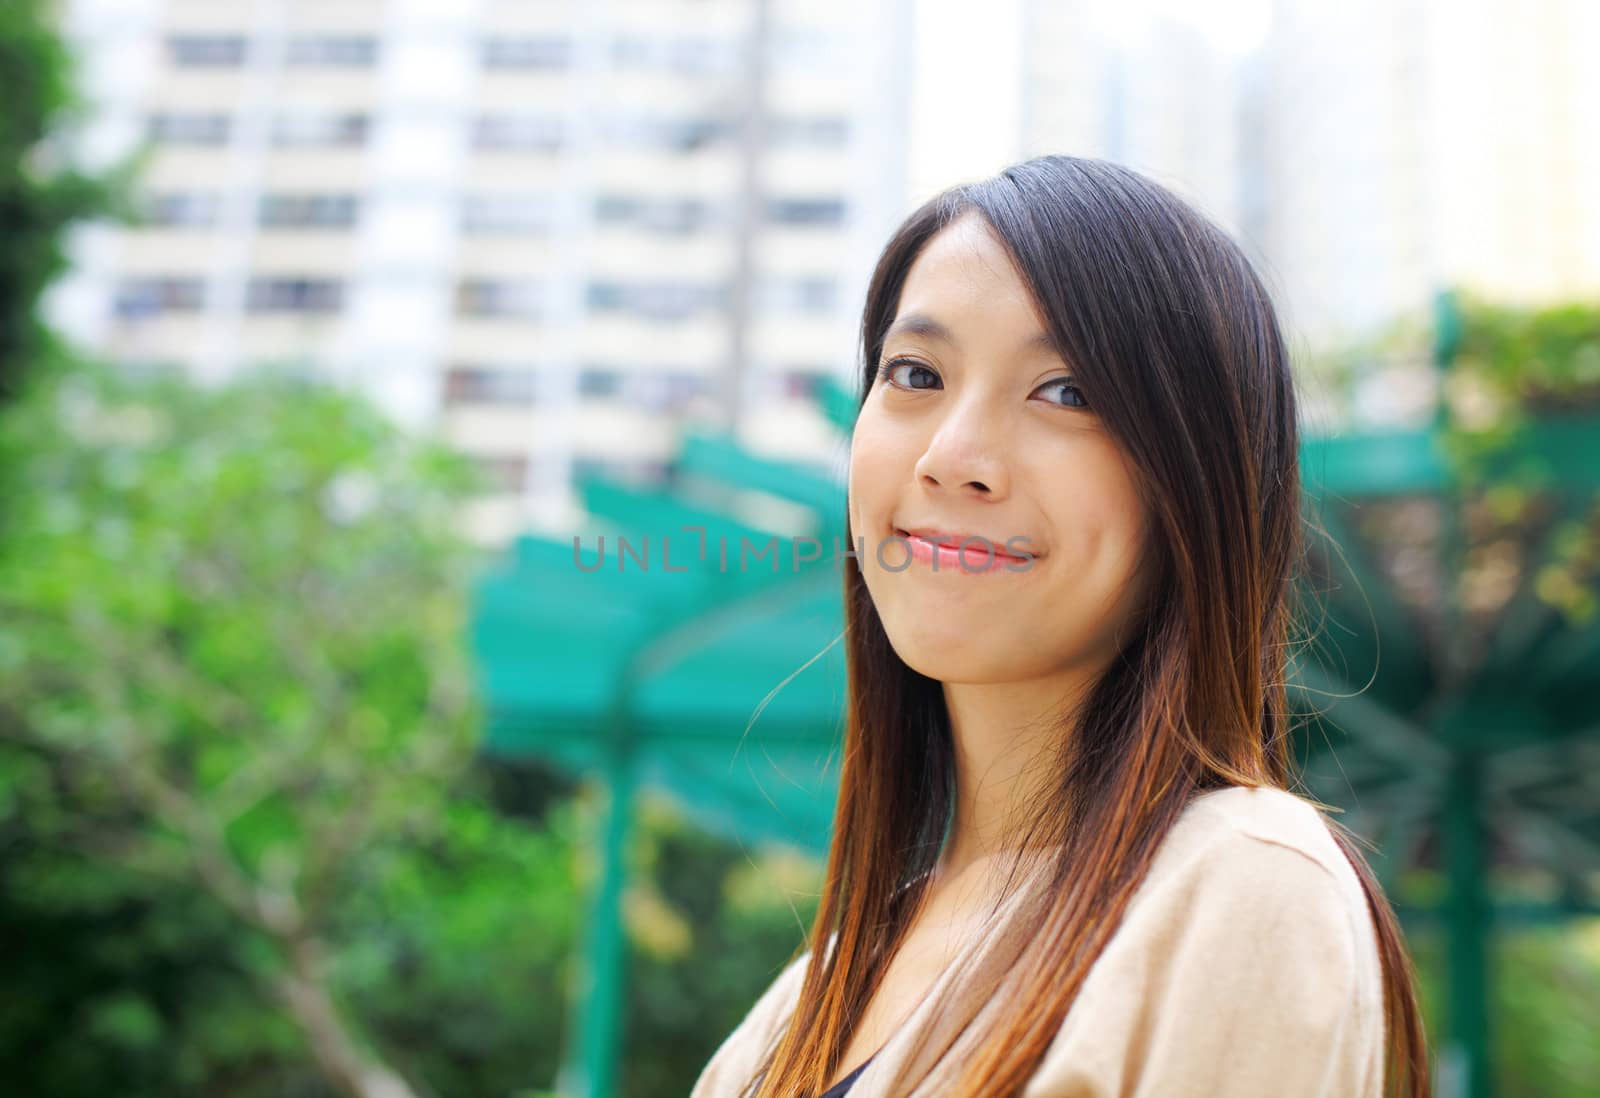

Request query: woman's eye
[
  {"left": 1035, "top": 377, "right": 1089, "bottom": 409},
  {"left": 876, "top": 359, "right": 1089, "bottom": 409},
  {"left": 877, "top": 358, "right": 940, "bottom": 390}
]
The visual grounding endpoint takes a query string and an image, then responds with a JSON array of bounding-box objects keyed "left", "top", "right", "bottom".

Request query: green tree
[
  {"left": 0, "top": 0, "right": 118, "bottom": 404},
  {"left": 1315, "top": 294, "right": 1600, "bottom": 1097},
  {"left": 618, "top": 796, "right": 824, "bottom": 1098},
  {"left": 0, "top": 357, "right": 578, "bottom": 1096},
  {"left": 1438, "top": 294, "right": 1600, "bottom": 626}
]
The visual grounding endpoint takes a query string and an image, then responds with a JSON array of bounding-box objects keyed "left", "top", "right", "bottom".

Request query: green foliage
[
  {"left": 1319, "top": 294, "right": 1600, "bottom": 629},
  {"left": 333, "top": 785, "right": 584, "bottom": 1095},
  {"left": 1439, "top": 295, "right": 1600, "bottom": 481},
  {"left": 0, "top": 734, "right": 333, "bottom": 1095},
  {"left": 619, "top": 793, "right": 822, "bottom": 1098},
  {"left": 1438, "top": 295, "right": 1600, "bottom": 626},
  {"left": 0, "top": 354, "right": 585, "bottom": 1096},
  {"left": 1452, "top": 296, "right": 1600, "bottom": 411},
  {"left": 1326, "top": 291, "right": 1600, "bottom": 1094},
  {"left": 1407, "top": 921, "right": 1600, "bottom": 1097},
  {"left": 0, "top": 343, "right": 831, "bottom": 1098},
  {"left": 0, "top": 0, "right": 123, "bottom": 404}
]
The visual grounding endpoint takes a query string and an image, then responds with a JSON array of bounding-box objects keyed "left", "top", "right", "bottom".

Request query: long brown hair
[{"left": 750, "top": 155, "right": 1430, "bottom": 1098}]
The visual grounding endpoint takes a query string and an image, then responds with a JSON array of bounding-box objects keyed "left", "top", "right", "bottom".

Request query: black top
[{"left": 816, "top": 1053, "right": 876, "bottom": 1098}]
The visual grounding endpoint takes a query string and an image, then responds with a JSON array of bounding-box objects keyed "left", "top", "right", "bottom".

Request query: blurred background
[{"left": 1, "top": 1, "right": 1597, "bottom": 1097}]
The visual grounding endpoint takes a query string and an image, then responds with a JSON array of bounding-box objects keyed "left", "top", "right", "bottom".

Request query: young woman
[{"left": 691, "top": 155, "right": 1430, "bottom": 1098}]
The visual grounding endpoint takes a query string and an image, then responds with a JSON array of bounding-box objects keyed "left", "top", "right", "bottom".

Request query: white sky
[
  {"left": 1086, "top": 0, "right": 1273, "bottom": 55},
  {"left": 905, "top": 0, "right": 1026, "bottom": 202}
]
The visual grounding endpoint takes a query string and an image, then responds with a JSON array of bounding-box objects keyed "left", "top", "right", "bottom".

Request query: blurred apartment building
[
  {"left": 1018, "top": 0, "right": 1600, "bottom": 365},
  {"left": 46, "top": 0, "right": 1600, "bottom": 538},
  {"left": 1018, "top": 0, "right": 1248, "bottom": 238},
  {"left": 48, "top": 0, "right": 914, "bottom": 544},
  {"left": 1254, "top": 0, "right": 1600, "bottom": 350}
]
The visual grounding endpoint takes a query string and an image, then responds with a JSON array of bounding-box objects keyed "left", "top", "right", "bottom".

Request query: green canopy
[{"left": 473, "top": 447, "right": 852, "bottom": 852}]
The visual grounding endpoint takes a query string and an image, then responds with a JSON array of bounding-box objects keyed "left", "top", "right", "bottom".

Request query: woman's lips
[{"left": 893, "top": 528, "right": 1036, "bottom": 574}]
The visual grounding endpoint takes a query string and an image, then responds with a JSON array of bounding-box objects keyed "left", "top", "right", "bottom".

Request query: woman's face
[{"left": 848, "top": 212, "right": 1153, "bottom": 688}]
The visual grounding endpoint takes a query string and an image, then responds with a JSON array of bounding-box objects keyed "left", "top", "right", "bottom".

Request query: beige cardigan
[{"left": 690, "top": 785, "right": 1386, "bottom": 1098}]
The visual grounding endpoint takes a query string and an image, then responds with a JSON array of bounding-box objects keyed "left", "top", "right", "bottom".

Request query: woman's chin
[{"left": 886, "top": 632, "right": 1018, "bottom": 685}]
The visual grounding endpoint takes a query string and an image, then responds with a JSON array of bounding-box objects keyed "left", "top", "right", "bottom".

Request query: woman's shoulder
[
  {"left": 1023, "top": 786, "right": 1388, "bottom": 1095},
  {"left": 1085, "top": 785, "right": 1383, "bottom": 1014},
  {"left": 1169, "top": 783, "right": 1366, "bottom": 892},
  {"left": 1107, "top": 783, "right": 1384, "bottom": 1026}
]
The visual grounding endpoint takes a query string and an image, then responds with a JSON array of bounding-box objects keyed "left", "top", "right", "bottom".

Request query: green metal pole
[
  {"left": 556, "top": 733, "right": 636, "bottom": 1098},
  {"left": 1444, "top": 752, "right": 1493, "bottom": 1098}
]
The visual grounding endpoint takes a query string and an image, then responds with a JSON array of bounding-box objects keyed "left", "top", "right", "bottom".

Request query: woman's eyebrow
[
  {"left": 884, "top": 312, "right": 953, "bottom": 344},
  {"left": 884, "top": 311, "right": 1058, "bottom": 356}
]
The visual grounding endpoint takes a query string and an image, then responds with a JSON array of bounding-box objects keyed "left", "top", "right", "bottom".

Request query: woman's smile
[{"left": 891, "top": 527, "right": 1040, "bottom": 575}]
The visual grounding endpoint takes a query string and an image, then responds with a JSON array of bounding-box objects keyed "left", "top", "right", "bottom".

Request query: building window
[
  {"left": 286, "top": 36, "right": 378, "bottom": 67},
  {"left": 586, "top": 281, "right": 724, "bottom": 322},
  {"left": 611, "top": 34, "right": 737, "bottom": 77},
  {"left": 472, "top": 453, "right": 530, "bottom": 493},
  {"left": 272, "top": 113, "right": 369, "bottom": 147},
  {"left": 767, "top": 115, "right": 850, "bottom": 147},
  {"left": 167, "top": 35, "right": 248, "bottom": 67},
  {"left": 246, "top": 278, "right": 343, "bottom": 314},
  {"left": 147, "top": 112, "right": 231, "bottom": 145},
  {"left": 593, "top": 194, "right": 724, "bottom": 235},
  {"left": 457, "top": 279, "right": 542, "bottom": 320},
  {"left": 756, "top": 276, "right": 836, "bottom": 314},
  {"left": 461, "top": 194, "right": 552, "bottom": 236},
  {"left": 444, "top": 367, "right": 538, "bottom": 406},
  {"left": 577, "top": 369, "right": 624, "bottom": 398},
  {"left": 114, "top": 277, "right": 206, "bottom": 318},
  {"left": 611, "top": 371, "right": 710, "bottom": 411},
  {"left": 482, "top": 36, "right": 570, "bottom": 70},
  {"left": 602, "top": 114, "right": 734, "bottom": 153},
  {"left": 663, "top": 372, "right": 708, "bottom": 410},
  {"left": 571, "top": 456, "right": 670, "bottom": 489},
  {"left": 765, "top": 196, "right": 846, "bottom": 227},
  {"left": 141, "top": 192, "right": 221, "bottom": 228},
  {"left": 472, "top": 115, "right": 563, "bottom": 153},
  {"left": 773, "top": 29, "right": 851, "bottom": 73},
  {"left": 782, "top": 369, "right": 830, "bottom": 400},
  {"left": 259, "top": 193, "right": 360, "bottom": 229}
]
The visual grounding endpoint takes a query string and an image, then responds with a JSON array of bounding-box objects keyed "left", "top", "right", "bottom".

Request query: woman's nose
[{"left": 911, "top": 403, "right": 1011, "bottom": 499}]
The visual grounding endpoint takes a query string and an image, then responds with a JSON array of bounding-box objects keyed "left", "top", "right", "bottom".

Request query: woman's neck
[{"left": 936, "top": 674, "right": 1087, "bottom": 882}]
